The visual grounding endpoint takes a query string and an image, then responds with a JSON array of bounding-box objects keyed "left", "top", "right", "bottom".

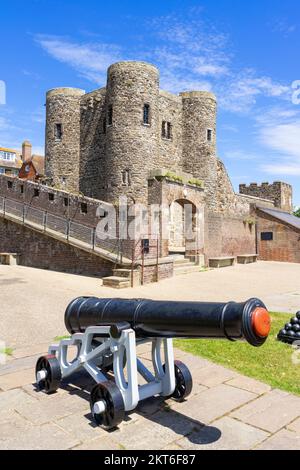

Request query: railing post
[
  {"left": 43, "top": 211, "right": 47, "bottom": 232},
  {"left": 92, "top": 227, "right": 96, "bottom": 250},
  {"left": 67, "top": 219, "right": 71, "bottom": 241}
]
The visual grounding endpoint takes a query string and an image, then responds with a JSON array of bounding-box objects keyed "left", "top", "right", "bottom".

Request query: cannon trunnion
[{"left": 35, "top": 297, "right": 271, "bottom": 431}]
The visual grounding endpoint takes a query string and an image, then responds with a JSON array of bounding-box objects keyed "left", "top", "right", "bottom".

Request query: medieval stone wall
[
  {"left": 79, "top": 88, "right": 107, "bottom": 199},
  {"left": 239, "top": 182, "right": 293, "bottom": 213}
]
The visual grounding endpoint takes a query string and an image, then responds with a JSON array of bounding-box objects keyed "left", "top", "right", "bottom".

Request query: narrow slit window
[
  {"left": 143, "top": 104, "right": 150, "bottom": 125},
  {"left": 108, "top": 105, "right": 113, "bottom": 126},
  {"left": 20, "top": 185, "right": 24, "bottom": 194},
  {"left": 64, "top": 197, "right": 69, "bottom": 207},
  {"left": 48, "top": 193, "right": 54, "bottom": 202},
  {"left": 162, "top": 121, "right": 172, "bottom": 139},
  {"left": 7, "top": 181, "right": 13, "bottom": 189},
  {"left": 55, "top": 123, "right": 63, "bottom": 141},
  {"left": 34, "top": 189, "right": 39, "bottom": 198},
  {"left": 167, "top": 122, "right": 172, "bottom": 140},
  {"left": 122, "top": 170, "right": 131, "bottom": 186},
  {"left": 207, "top": 129, "right": 213, "bottom": 142},
  {"left": 81, "top": 202, "right": 88, "bottom": 214}
]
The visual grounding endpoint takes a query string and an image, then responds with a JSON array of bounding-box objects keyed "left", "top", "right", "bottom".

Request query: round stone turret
[
  {"left": 45, "top": 87, "right": 85, "bottom": 192},
  {"left": 180, "top": 91, "right": 218, "bottom": 205},
  {"left": 104, "top": 61, "right": 160, "bottom": 203}
]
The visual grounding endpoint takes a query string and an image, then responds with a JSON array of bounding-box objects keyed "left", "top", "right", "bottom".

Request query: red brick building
[{"left": 256, "top": 207, "right": 300, "bottom": 263}]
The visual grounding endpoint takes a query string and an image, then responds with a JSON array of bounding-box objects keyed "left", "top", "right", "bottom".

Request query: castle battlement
[{"left": 239, "top": 182, "right": 293, "bottom": 213}]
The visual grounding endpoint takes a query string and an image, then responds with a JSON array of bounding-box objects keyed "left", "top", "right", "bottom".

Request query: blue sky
[{"left": 0, "top": 0, "right": 300, "bottom": 204}]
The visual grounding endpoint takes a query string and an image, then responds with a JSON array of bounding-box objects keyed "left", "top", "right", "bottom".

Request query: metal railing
[{"left": 0, "top": 196, "right": 123, "bottom": 263}]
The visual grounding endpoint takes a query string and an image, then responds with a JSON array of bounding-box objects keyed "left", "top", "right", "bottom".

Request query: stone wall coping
[
  {"left": 0, "top": 174, "right": 113, "bottom": 207},
  {"left": 180, "top": 90, "right": 217, "bottom": 101},
  {"left": 47, "top": 88, "right": 86, "bottom": 98},
  {"left": 237, "top": 193, "right": 274, "bottom": 204},
  {"left": 159, "top": 89, "right": 181, "bottom": 102},
  {"left": 108, "top": 61, "right": 159, "bottom": 75}
]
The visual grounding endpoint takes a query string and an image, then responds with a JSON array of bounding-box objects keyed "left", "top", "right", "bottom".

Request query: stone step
[
  {"left": 174, "top": 258, "right": 194, "bottom": 266},
  {"left": 174, "top": 265, "right": 201, "bottom": 276},
  {"left": 113, "top": 269, "right": 134, "bottom": 278},
  {"left": 102, "top": 276, "right": 131, "bottom": 289}
]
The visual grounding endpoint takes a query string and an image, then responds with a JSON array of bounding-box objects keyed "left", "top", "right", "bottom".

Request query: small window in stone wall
[
  {"left": 207, "top": 129, "right": 213, "bottom": 142},
  {"left": 122, "top": 170, "right": 131, "bottom": 186},
  {"left": 64, "top": 197, "right": 69, "bottom": 207},
  {"left": 108, "top": 106, "right": 113, "bottom": 126},
  {"left": 81, "top": 202, "right": 88, "bottom": 214},
  {"left": 7, "top": 181, "right": 13, "bottom": 189},
  {"left": 20, "top": 185, "right": 24, "bottom": 194},
  {"left": 55, "top": 123, "right": 63, "bottom": 141},
  {"left": 34, "top": 189, "right": 39, "bottom": 198},
  {"left": 162, "top": 121, "right": 172, "bottom": 139},
  {"left": 261, "top": 232, "right": 273, "bottom": 241},
  {"left": 143, "top": 104, "right": 150, "bottom": 125},
  {"left": 49, "top": 193, "right": 55, "bottom": 202}
]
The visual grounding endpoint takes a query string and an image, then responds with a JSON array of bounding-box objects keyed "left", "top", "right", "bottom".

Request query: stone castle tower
[{"left": 45, "top": 61, "right": 217, "bottom": 205}]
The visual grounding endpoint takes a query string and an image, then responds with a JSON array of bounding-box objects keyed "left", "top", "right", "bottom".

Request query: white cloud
[
  {"left": 34, "top": 13, "right": 290, "bottom": 115},
  {"left": 259, "top": 121, "right": 300, "bottom": 158},
  {"left": 35, "top": 35, "right": 121, "bottom": 84},
  {"left": 224, "top": 150, "right": 260, "bottom": 161},
  {"left": 262, "top": 163, "right": 300, "bottom": 176}
]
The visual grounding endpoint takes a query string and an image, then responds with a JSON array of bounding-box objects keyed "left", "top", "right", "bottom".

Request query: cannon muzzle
[{"left": 65, "top": 297, "right": 271, "bottom": 347}]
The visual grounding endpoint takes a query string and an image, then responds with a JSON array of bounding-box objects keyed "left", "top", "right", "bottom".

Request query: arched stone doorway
[{"left": 168, "top": 199, "right": 201, "bottom": 258}]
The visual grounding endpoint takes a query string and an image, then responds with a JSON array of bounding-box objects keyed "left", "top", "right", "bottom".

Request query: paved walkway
[
  {"left": 1, "top": 344, "right": 300, "bottom": 450},
  {"left": 1, "top": 261, "right": 300, "bottom": 349},
  {"left": 1, "top": 262, "right": 300, "bottom": 449}
]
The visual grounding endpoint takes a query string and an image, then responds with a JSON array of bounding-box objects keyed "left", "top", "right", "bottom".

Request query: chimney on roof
[{"left": 22, "top": 140, "right": 32, "bottom": 162}]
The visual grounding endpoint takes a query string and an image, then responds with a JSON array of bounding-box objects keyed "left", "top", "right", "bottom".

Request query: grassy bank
[{"left": 175, "top": 313, "right": 300, "bottom": 395}]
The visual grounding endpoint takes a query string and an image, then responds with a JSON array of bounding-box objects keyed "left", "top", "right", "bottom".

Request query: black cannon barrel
[{"left": 64, "top": 297, "right": 271, "bottom": 347}]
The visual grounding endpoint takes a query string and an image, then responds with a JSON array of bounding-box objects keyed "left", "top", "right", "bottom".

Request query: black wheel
[
  {"left": 35, "top": 355, "right": 62, "bottom": 394},
  {"left": 169, "top": 360, "right": 193, "bottom": 402},
  {"left": 90, "top": 381, "right": 125, "bottom": 430}
]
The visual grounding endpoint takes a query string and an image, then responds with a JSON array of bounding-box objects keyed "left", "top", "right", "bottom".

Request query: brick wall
[
  {"left": 257, "top": 212, "right": 300, "bottom": 263},
  {"left": 0, "top": 217, "right": 113, "bottom": 277},
  {"left": 206, "top": 213, "right": 256, "bottom": 259}
]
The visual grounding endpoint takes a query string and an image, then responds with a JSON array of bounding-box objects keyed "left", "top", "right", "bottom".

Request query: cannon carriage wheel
[
  {"left": 164, "top": 360, "right": 193, "bottom": 402},
  {"left": 90, "top": 381, "right": 125, "bottom": 430},
  {"left": 35, "top": 355, "right": 62, "bottom": 394}
]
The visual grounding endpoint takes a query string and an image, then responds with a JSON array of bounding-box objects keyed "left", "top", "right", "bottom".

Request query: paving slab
[
  {"left": 231, "top": 389, "right": 300, "bottom": 433},
  {"left": 109, "top": 409, "right": 202, "bottom": 450},
  {"left": 73, "top": 437, "right": 124, "bottom": 451},
  {"left": 12, "top": 343, "right": 50, "bottom": 359},
  {"left": 171, "top": 384, "right": 256, "bottom": 423},
  {"left": 0, "top": 410, "right": 33, "bottom": 445},
  {"left": 226, "top": 375, "right": 271, "bottom": 395},
  {"left": 287, "top": 417, "right": 300, "bottom": 433},
  {"left": 15, "top": 393, "right": 89, "bottom": 425},
  {"left": 55, "top": 410, "right": 110, "bottom": 442},
  {"left": 192, "top": 364, "right": 239, "bottom": 388},
  {"left": 255, "top": 429, "right": 300, "bottom": 450},
  {"left": 0, "top": 388, "right": 37, "bottom": 411},
  {"left": 176, "top": 417, "right": 269, "bottom": 450},
  {"left": 0, "top": 422, "right": 80, "bottom": 450},
  {"left": 0, "top": 368, "right": 35, "bottom": 391}
]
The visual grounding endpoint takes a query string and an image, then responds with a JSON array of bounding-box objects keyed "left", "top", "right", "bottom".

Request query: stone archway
[{"left": 168, "top": 198, "right": 198, "bottom": 256}]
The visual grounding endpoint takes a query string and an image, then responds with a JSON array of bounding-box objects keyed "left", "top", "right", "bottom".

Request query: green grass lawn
[{"left": 175, "top": 313, "right": 300, "bottom": 396}]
